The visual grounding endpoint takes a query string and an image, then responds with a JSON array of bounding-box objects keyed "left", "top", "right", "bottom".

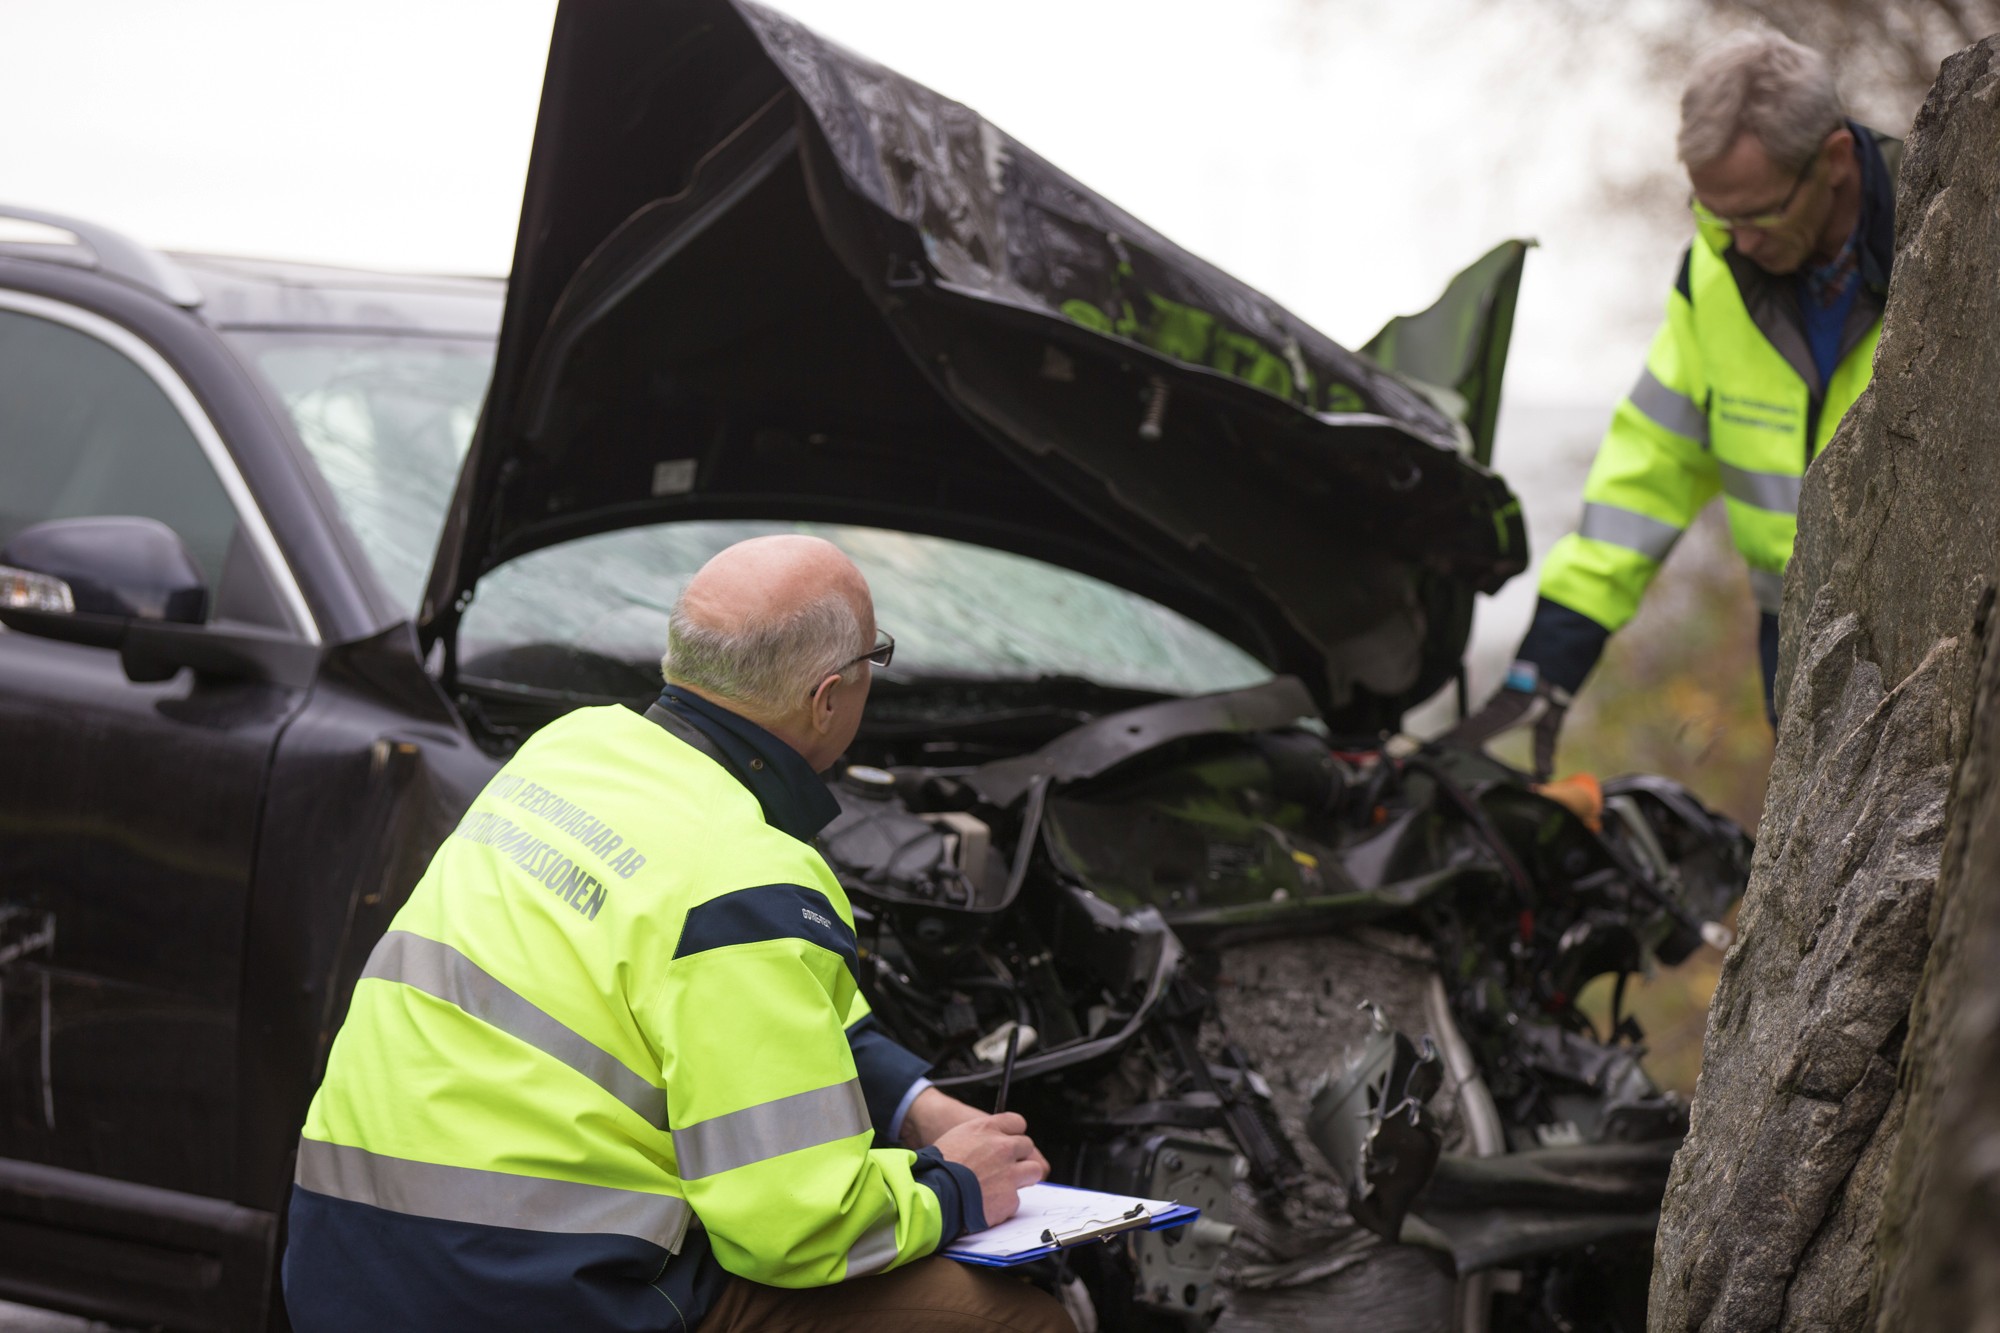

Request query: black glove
[{"left": 1441, "top": 662, "right": 1571, "bottom": 781}]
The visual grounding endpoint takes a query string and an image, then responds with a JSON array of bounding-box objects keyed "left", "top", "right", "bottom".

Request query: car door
[{"left": 0, "top": 291, "right": 317, "bottom": 1207}]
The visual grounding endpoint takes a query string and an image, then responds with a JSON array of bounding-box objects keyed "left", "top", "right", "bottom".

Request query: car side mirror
[
  {"left": 1, "top": 516, "right": 208, "bottom": 626},
  {"left": 2, "top": 516, "right": 321, "bottom": 688},
  {"left": 2, "top": 516, "right": 210, "bottom": 672}
]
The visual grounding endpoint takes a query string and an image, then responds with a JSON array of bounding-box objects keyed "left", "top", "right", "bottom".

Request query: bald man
[{"left": 284, "top": 536, "right": 1072, "bottom": 1333}]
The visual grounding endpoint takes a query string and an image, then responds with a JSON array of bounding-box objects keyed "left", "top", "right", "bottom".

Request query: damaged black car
[{"left": 0, "top": 2, "right": 1749, "bottom": 1330}]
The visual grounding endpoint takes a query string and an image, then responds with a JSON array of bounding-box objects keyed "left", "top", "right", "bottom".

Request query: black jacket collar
[
  {"left": 647, "top": 687, "right": 842, "bottom": 844},
  {"left": 1849, "top": 120, "right": 1897, "bottom": 296}
]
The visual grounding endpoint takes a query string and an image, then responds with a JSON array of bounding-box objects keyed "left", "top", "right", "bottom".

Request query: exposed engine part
[
  {"left": 1426, "top": 974, "right": 1506, "bottom": 1333},
  {"left": 1306, "top": 1003, "right": 1445, "bottom": 1241},
  {"left": 1114, "top": 1136, "right": 1238, "bottom": 1326},
  {"left": 821, "top": 792, "right": 1004, "bottom": 910},
  {"left": 816, "top": 685, "right": 1751, "bottom": 1330},
  {"left": 973, "top": 1019, "right": 1037, "bottom": 1065},
  {"left": 1059, "top": 1275, "right": 1101, "bottom": 1333},
  {"left": 843, "top": 764, "right": 899, "bottom": 797},
  {"left": 926, "top": 811, "right": 993, "bottom": 897},
  {"left": 1423, "top": 975, "right": 1504, "bottom": 1159}
]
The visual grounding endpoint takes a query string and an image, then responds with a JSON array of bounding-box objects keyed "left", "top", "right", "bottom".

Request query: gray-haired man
[
  {"left": 1451, "top": 30, "right": 1899, "bottom": 775},
  {"left": 285, "top": 534, "right": 1071, "bottom": 1332}
]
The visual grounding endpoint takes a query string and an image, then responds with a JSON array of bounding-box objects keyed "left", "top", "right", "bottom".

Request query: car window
[
  {"left": 0, "top": 306, "right": 239, "bottom": 603},
  {"left": 458, "top": 520, "right": 1273, "bottom": 696},
  {"left": 230, "top": 332, "right": 493, "bottom": 611}
]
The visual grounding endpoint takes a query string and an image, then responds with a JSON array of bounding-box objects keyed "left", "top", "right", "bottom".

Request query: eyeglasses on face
[
  {"left": 815, "top": 630, "right": 895, "bottom": 693},
  {"left": 1688, "top": 137, "right": 1829, "bottom": 253}
]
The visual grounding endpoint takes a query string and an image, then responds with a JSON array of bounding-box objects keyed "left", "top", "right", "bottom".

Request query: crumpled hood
[{"left": 420, "top": 0, "right": 1528, "bottom": 728}]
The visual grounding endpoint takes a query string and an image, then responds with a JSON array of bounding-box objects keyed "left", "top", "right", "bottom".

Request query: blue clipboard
[{"left": 944, "top": 1183, "right": 1200, "bottom": 1268}]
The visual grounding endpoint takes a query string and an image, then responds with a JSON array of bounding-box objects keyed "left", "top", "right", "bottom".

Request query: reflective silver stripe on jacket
[
  {"left": 1630, "top": 368, "right": 1709, "bottom": 446},
  {"left": 1718, "top": 462, "right": 1804, "bottom": 514},
  {"left": 1578, "top": 502, "right": 1682, "bottom": 562},
  {"left": 296, "top": 1138, "right": 693, "bottom": 1251},
  {"left": 673, "top": 1079, "right": 870, "bottom": 1180},
  {"left": 364, "top": 930, "right": 667, "bottom": 1127},
  {"left": 1749, "top": 568, "right": 1786, "bottom": 614},
  {"left": 846, "top": 1211, "right": 901, "bottom": 1279}
]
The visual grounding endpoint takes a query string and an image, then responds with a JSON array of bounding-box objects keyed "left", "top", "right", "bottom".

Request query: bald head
[
  {"left": 662, "top": 535, "right": 875, "bottom": 736},
  {"left": 676, "top": 534, "right": 870, "bottom": 642}
]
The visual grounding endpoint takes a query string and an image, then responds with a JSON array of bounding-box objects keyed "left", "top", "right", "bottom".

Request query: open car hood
[{"left": 421, "top": 0, "right": 1530, "bottom": 727}]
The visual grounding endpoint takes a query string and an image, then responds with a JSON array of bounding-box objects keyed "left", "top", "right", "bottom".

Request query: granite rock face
[
  {"left": 1647, "top": 36, "right": 2000, "bottom": 1333},
  {"left": 1872, "top": 608, "right": 2000, "bottom": 1333}
]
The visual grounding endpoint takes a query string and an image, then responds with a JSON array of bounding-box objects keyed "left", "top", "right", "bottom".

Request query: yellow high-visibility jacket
[
  {"left": 285, "top": 702, "right": 974, "bottom": 1332},
  {"left": 1525, "top": 124, "right": 1899, "bottom": 697}
]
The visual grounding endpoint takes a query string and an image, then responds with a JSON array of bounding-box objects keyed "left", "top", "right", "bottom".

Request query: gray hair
[
  {"left": 661, "top": 588, "right": 866, "bottom": 716},
  {"left": 1678, "top": 30, "right": 1843, "bottom": 173}
]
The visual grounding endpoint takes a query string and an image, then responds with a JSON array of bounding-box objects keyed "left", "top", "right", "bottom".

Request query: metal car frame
[{"left": 0, "top": 213, "right": 506, "bottom": 1330}]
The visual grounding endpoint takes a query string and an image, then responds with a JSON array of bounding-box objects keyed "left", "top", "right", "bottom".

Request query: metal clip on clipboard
[
  {"left": 1038, "top": 1203, "right": 1151, "bottom": 1249},
  {"left": 942, "top": 1185, "right": 1200, "bottom": 1266}
]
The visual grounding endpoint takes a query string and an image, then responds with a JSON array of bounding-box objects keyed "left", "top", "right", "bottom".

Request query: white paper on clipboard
[{"left": 945, "top": 1183, "right": 1179, "bottom": 1261}]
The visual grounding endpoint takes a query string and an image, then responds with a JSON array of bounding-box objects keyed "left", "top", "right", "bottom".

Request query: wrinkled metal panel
[
  {"left": 433, "top": 0, "right": 1530, "bottom": 729},
  {"left": 737, "top": 2, "right": 1451, "bottom": 439}
]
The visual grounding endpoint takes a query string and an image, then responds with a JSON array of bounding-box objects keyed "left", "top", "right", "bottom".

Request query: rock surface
[
  {"left": 1648, "top": 36, "right": 2000, "bottom": 1333},
  {"left": 1872, "top": 607, "right": 2000, "bottom": 1332}
]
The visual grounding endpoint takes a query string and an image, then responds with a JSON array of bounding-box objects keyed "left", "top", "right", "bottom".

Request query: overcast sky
[
  {"left": 1, "top": 0, "right": 1692, "bottom": 405},
  {"left": 2, "top": 0, "right": 1710, "bottom": 696}
]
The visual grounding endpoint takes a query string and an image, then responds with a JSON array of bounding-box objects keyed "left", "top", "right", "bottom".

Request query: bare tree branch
[{"left": 1445, "top": 0, "right": 2000, "bottom": 132}]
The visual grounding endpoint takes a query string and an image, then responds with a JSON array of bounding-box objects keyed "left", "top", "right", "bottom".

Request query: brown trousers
[{"left": 699, "top": 1256, "right": 1076, "bottom": 1332}]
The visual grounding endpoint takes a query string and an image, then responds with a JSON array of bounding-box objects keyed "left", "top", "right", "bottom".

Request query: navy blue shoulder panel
[
  {"left": 284, "top": 1187, "right": 730, "bottom": 1333},
  {"left": 1675, "top": 246, "right": 1693, "bottom": 303},
  {"left": 674, "top": 883, "right": 859, "bottom": 969}
]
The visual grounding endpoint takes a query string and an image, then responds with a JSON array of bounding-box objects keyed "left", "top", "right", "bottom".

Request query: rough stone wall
[
  {"left": 1872, "top": 600, "right": 2000, "bottom": 1331},
  {"left": 1863, "top": 45, "right": 2000, "bottom": 1325},
  {"left": 1649, "top": 36, "right": 2000, "bottom": 1333}
]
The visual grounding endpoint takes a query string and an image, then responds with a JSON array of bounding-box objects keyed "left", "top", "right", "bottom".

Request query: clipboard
[{"left": 943, "top": 1182, "right": 1200, "bottom": 1268}]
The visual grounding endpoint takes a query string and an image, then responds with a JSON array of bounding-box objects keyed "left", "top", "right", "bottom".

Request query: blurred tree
[
  {"left": 1519, "top": 0, "right": 1996, "bottom": 132},
  {"left": 1458, "top": 0, "right": 2000, "bottom": 277},
  {"left": 1744, "top": 0, "right": 2000, "bottom": 121}
]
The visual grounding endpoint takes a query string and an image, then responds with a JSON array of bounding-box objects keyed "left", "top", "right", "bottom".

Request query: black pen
[{"left": 994, "top": 1022, "right": 1022, "bottom": 1115}]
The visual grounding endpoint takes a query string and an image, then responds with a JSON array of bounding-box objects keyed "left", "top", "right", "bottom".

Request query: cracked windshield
[{"left": 240, "top": 331, "right": 1269, "bottom": 696}]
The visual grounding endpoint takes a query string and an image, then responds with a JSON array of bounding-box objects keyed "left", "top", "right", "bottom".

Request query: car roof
[
  {"left": 0, "top": 204, "right": 501, "bottom": 338},
  {"left": 170, "top": 252, "right": 503, "bottom": 338}
]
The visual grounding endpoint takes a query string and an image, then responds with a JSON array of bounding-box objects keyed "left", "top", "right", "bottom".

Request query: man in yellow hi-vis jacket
[
  {"left": 283, "top": 535, "right": 1071, "bottom": 1332},
  {"left": 1451, "top": 31, "right": 1899, "bottom": 777}
]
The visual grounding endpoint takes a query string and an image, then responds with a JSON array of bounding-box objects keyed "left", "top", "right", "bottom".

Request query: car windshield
[
  {"left": 455, "top": 520, "right": 1271, "bottom": 696},
  {"left": 237, "top": 331, "right": 1270, "bottom": 697},
  {"left": 231, "top": 330, "right": 493, "bottom": 611}
]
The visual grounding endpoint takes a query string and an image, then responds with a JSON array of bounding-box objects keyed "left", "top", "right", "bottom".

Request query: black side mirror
[
  {"left": 0, "top": 516, "right": 208, "bottom": 626},
  {"left": 2, "top": 516, "right": 320, "bottom": 688}
]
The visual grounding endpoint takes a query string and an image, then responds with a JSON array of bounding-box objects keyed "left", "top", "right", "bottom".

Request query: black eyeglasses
[{"left": 821, "top": 630, "right": 894, "bottom": 685}]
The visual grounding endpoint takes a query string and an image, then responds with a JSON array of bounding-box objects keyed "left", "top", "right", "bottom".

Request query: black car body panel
[
  {"left": 233, "top": 626, "right": 496, "bottom": 1214},
  {"left": 0, "top": 244, "right": 505, "bottom": 1330},
  {"left": 425, "top": 0, "right": 1529, "bottom": 727}
]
